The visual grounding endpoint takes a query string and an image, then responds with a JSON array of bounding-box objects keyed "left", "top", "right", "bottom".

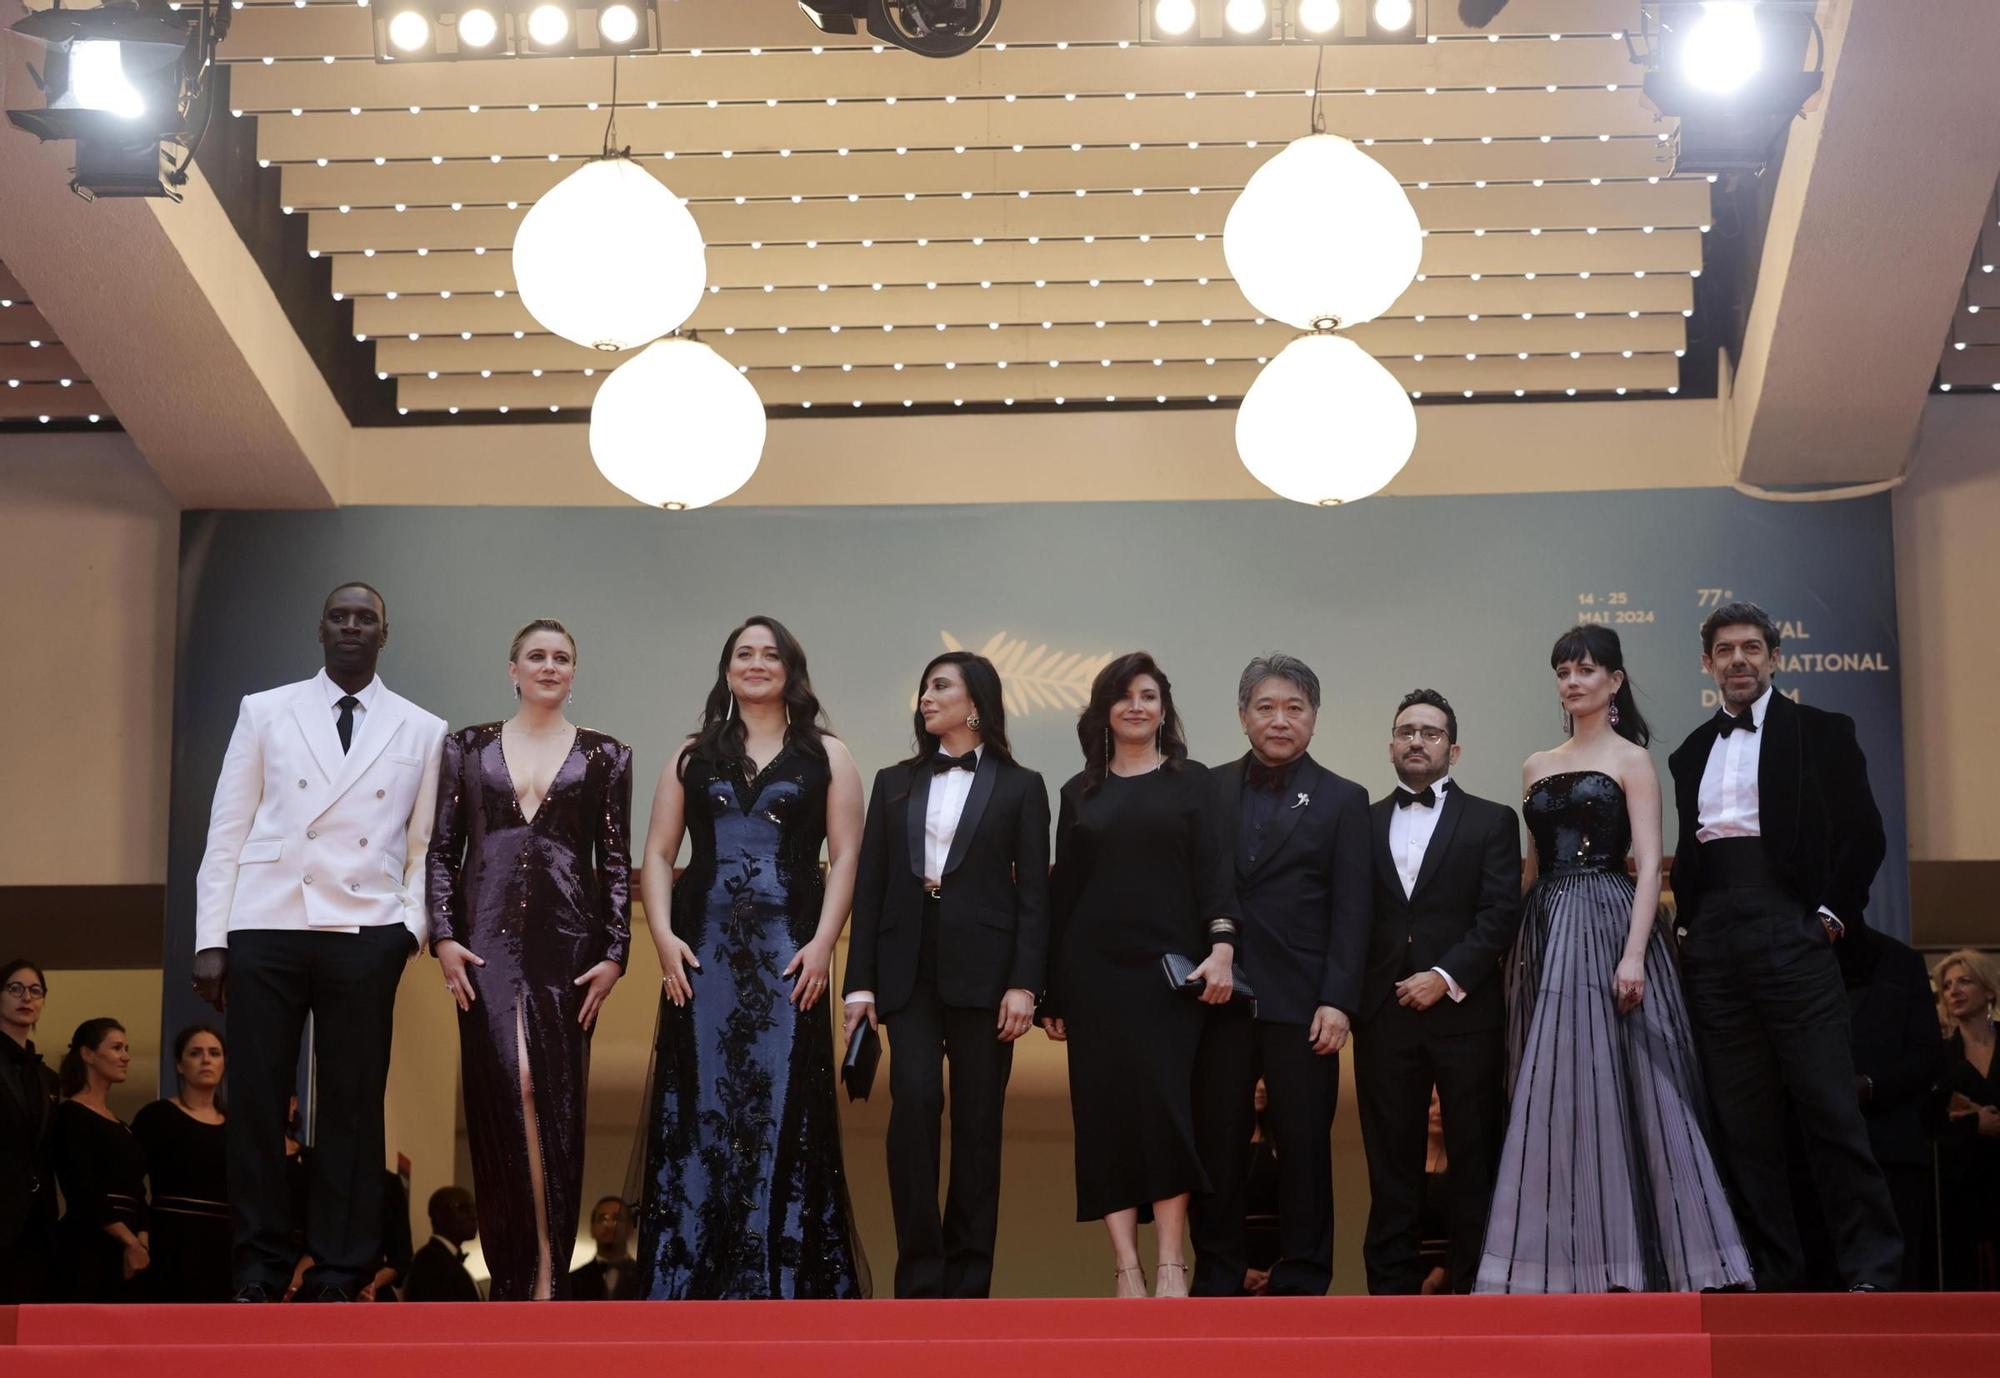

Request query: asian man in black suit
[
  {"left": 1189, "top": 654, "right": 1371, "bottom": 1297},
  {"left": 843, "top": 652, "right": 1050, "bottom": 1299},
  {"left": 1354, "top": 688, "right": 1523, "bottom": 1295}
]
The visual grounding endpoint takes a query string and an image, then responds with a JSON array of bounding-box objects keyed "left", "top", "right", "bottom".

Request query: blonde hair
[
  {"left": 1935, "top": 948, "right": 1999, "bottom": 1019},
  {"left": 509, "top": 618, "right": 576, "bottom": 663}
]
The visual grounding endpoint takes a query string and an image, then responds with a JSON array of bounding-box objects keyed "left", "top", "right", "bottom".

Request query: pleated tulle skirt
[{"left": 1474, "top": 868, "right": 1754, "bottom": 1293}]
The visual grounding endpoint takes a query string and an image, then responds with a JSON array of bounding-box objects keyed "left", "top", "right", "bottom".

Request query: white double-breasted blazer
[{"left": 194, "top": 671, "right": 448, "bottom": 952}]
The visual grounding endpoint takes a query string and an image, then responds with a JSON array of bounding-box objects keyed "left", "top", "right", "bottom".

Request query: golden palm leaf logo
[{"left": 940, "top": 632, "right": 1115, "bottom": 717}]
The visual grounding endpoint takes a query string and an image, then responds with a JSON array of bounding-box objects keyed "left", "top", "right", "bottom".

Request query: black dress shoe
[
  {"left": 232, "top": 1284, "right": 279, "bottom": 1303},
  {"left": 1848, "top": 1283, "right": 1880, "bottom": 1292},
  {"left": 294, "top": 1283, "right": 354, "bottom": 1302}
]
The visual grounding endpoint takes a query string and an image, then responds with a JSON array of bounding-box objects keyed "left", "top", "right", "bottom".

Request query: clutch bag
[
  {"left": 842, "top": 1020, "right": 882, "bottom": 1102},
  {"left": 1161, "top": 951, "right": 1256, "bottom": 1005}
]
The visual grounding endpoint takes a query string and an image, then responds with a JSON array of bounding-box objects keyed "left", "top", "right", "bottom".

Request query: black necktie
[
  {"left": 932, "top": 750, "right": 976, "bottom": 774},
  {"left": 1396, "top": 785, "right": 1437, "bottom": 809},
  {"left": 1716, "top": 709, "right": 1757, "bottom": 738},
  {"left": 1246, "top": 761, "right": 1288, "bottom": 793},
  {"left": 336, "top": 695, "right": 359, "bottom": 753}
]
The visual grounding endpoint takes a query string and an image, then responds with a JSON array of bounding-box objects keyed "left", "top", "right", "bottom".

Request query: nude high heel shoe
[
  {"left": 1114, "top": 1265, "right": 1149, "bottom": 1298},
  {"left": 1154, "top": 1262, "right": 1190, "bottom": 1298}
]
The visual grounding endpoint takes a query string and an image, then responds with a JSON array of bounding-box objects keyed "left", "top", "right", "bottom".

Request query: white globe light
[
  {"left": 1152, "top": 0, "right": 1196, "bottom": 35},
  {"left": 597, "top": 1, "right": 639, "bottom": 42},
  {"left": 1373, "top": 0, "right": 1413, "bottom": 30},
  {"left": 456, "top": 7, "right": 498, "bottom": 47},
  {"left": 590, "top": 338, "right": 766, "bottom": 510},
  {"left": 1235, "top": 333, "right": 1416, "bottom": 506},
  {"left": 1224, "top": 133, "right": 1424, "bottom": 330},
  {"left": 1224, "top": 0, "right": 1268, "bottom": 35},
  {"left": 1297, "top": 0, "right": 1339, "bottom": 35},
  {"left": 512, "top": 156, "right": 706, "bottom": 352},
  {"left": 1682, "top": 1, "right": 1761, "bottom": 94},
  {"left": 527, "top": 2, "right": 569, "bottom": 44},
  {"left": 386, "top": 8, "right": 429, "bottom": 50}
]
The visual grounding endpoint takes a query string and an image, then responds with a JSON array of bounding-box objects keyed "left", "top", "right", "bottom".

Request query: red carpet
[{"left": 4, "top": 1295, "right": 1989, "bottom": 1377}]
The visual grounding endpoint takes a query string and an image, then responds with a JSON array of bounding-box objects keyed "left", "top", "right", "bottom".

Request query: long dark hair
[
  {"left": 901, "top": 652, "right": 1015, "bottom": 768},
  {"left": 1077, "top": 651, "right": 1189, "bottom": 795},
  {"left": 1550, "top": 624, "right": 1652, "bottom": 747},
  {"left": 59, "top": 1017, "right": 124, "bottom": 1098},
  {"left": 679, "top": 615, "right": 832, "bottom": 781}
]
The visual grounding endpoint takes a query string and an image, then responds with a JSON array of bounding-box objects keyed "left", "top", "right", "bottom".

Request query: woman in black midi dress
[{"left": 1042, "top": 652, "right": 1238, "bottom": 1298}]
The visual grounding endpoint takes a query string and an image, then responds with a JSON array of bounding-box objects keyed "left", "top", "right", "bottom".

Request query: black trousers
[
  {"left": 882, "top": 908, "right": 1014, "bottom": 1299},
  {"left": 226, "top": 924, "right": 410, "bottom": 1294},
  {"left": 1189, "top": 1006, "right": 1338, "bottom": 1296},
  {"left": 1680, "top": 889, "right": 1903, "bottom": 1291},
  {"left": 1353, "top": 1002, "right": 1506, "bottom": 1294}
]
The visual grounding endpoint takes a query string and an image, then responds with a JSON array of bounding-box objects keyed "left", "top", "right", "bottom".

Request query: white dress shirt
[
  {"left": 1389, "top": 776, "right": 1467, "bottom": 1001},
  {"left": 1695, "top": 684, "right": 1771, "bottom": 843},
  {"left": 319, "top": 667, "right": 381, "bottom": 742},
  {"left": 848, "top": 747, "right": 982, "bottom": 1008}
]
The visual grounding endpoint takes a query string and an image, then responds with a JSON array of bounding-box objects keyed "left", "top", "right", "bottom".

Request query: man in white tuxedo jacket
[{"left": 192, "top": 582, "right": 446, "bottom": 1302}]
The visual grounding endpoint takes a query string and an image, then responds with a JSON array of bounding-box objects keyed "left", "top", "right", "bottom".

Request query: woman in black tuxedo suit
[{"left": 843, "top": 651, "right": 1051, "bottom": 1299}]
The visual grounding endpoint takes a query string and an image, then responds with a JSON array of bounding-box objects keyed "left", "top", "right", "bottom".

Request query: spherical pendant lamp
[
  {"left": 1234, "top": 332, "right": 1416, "bottom": 506},
  {"left": 1223, "top": 133, "right": 1424, "bottom": 331},
  {"left": 588, "top": 338, "right": 766, "bottom": 510},
  {"left": 512, "top": 155, "right": 706, "bottom": 352}
]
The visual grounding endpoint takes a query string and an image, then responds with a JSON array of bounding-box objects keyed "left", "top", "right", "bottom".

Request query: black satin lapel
[
  {"left": 1372, "top": 797, "right": 1396, "bottom": 894},
  {"left": 1410, "top": 785, "right": 1466, "bottom": 898},
  {"left": 905, "top": 764, "right": 932, "bottom": 880},
  {"left": 1761, "top": 691, "right": 1802, "bottom": 851},
  {"left": 943, "top": 754, "right": 999, "bottom": 876},
  {"left": 1246, "top": 758, "right": 1314, "bottom": 877},
  {"left": 1220, "top": 756, "right": 1247, "bottom": 869}
]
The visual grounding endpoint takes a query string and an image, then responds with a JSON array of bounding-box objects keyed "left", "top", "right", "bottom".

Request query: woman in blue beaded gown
[
  {"left": 633, "top": 615, "right": 870, "bottom": 1299},
  {"left": 1475, "top": 625, "right": 1752, "bottom": 1294}
]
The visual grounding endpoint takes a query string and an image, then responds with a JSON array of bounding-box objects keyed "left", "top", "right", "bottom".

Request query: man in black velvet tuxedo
[
  {"left": 1189, "top": 654, "right": 1371, "bottom": 1297},
  {"left": 1354, "top": 689, "right": 1523, "bottom": 1294},
  {"left": 843, "top": 652, "right": 1050, "bottom": 1299},
  {"left": 1668, "top": 601, "right": 1902, "bottom": 1291}
]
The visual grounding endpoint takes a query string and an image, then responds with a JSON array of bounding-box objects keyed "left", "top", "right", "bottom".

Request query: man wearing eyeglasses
[
  {"left": 1355, "top": 689, "right": 1523, "bottom": 1295},
  {"left": 570, "top": 1196, "right": 640, "bottom": 1300},
  {"left": 0, "top": 963, "right": 59, "bottom": 1301}
]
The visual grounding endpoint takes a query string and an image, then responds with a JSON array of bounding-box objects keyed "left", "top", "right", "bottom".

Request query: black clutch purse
[
  {"left": 842, "top": 1019, "right": 881, "bottom": 1102},
  {"left": 1161, "top": 952, "right": 1256, "bottom": 1005}
]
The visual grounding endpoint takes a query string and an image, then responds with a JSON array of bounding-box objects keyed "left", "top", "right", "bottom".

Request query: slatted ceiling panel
[
  {"left": 211, "top": 0, "right": 1710, "bottom": 415},
  {"left": 0, "top": 258, "right": 113, "bottom": 426},
  {"left": 1938, "top": 180, "right": 1999, "bottom": 394}
]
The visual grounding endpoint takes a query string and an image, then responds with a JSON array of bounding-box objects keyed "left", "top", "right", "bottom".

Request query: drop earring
[
  {"left": 1608, "top": 700, "right": 1621, "bottom": 728},
  {"left": 1155, "top": 726, "right": 1164, "bottom": 768},
  {"left": 724, "top": 693, "right": 736, "bottom": 722}
]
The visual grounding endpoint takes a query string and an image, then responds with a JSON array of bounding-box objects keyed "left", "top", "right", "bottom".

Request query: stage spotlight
[
  {"left": 1154, "top": 0, "right": 1198, "bottom": 34},
  {"left": 1682, "top": 0, "right": 1760, "bottom": 93},
  {"left": 456, "top": 6, "right": 500, "bottom": 47},
  {"left": 1639, "top": 0, "right": 1823, "bottom": 173},
  {"left": 1295, "top": 0, "right": 1338, "bottom": 33},
  {"left": 387, "top": 8, "right": 432, "bottom": 50},
  {"left": 1224, "top": 0, "right": 1269, "bottom": 34},
  {"left": 796, "top": 1, "right": 1003, "bottom": 58},
  {"left": 1373, "top": 0, "right": 1412, "bottom": 30},
  {"left": 526, "top": 3, "right": 569, "bottom": 44},
  {"left": 597, "top": 2, "right": 639, "bottom": 42}
]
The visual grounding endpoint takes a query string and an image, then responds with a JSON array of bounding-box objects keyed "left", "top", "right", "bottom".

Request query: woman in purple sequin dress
[
  {"left": 1476, "top": 625, "right": 1751, "bottom": 1294},
  {"left": 426, "top": 619, "right": 632, "bottom": 1300}
]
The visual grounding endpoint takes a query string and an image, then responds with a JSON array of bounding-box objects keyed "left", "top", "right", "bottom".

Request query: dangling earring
[
  {"left": 724, "top": 693, "right": 736, "bottom": 722},
  {"left": 784, "top": 702, "right": 793, "bottom": 730},
  {"left": 1561, "top": 708, "right": 1572, "bottom": 736},
  {"left": 512, "top": 683, "right": 521, "bottom": 701},
  {"left": 567, "top": 691, "right": 574, "bottom": 708},
  {"left": 1103, "top": 727, "right": 1112, "bottom": 768},
  {"left": 965, "top": 713, "right": 981, "bottom": 731},
  {"left": 1608, "top": 700, "right": 1621, "bottom": 728},
  {"left": 1155, "top": 726, "right": 1164, "bottom": 767}
]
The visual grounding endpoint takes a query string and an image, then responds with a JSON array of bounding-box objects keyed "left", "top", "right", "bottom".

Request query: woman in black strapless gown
[
  {"left": 427, "top": 619, "right": 632, "bottom": 1301},
  {"left": 1476, "top": 626, "right": 1751, "bottom": 1293}
]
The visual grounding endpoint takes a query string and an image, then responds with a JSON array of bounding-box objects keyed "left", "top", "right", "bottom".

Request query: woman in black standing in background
[
  {"left": 0, "top": 959, "right": 61, "bottom": 1302},
  {"left": 135, "top": 1025, "right": 232, "bottom": 1301},
  {"left": 52, "top": 1017, "right": 150, "bottom": 1301},
  {"left": 1041, "top": 652, "right": 1238, "bottom": 1298}
]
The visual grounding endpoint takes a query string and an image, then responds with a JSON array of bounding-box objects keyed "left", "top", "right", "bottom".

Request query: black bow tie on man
[
  {"left": 932, "top": 750, "right": 978, "bottom": 774},
  {"left": 1395, "top": 784, "right": 1438, "bottom": 809},
  {"left": 1715, "top": 708, "right": 1758, "bottom": 737},
  {"left": 1246, "top": 760, "right": 1292, "bottom": 793}
]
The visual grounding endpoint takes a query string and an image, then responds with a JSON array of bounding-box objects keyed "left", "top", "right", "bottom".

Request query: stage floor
[{"left": 6, "top": 1294, "right": 1991, "bottom": 1377}]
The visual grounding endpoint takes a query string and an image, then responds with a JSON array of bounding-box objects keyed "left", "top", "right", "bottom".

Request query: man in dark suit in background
[
  {"left": 570, "top": 1196, "right": 641, "bottom": 1300},
  {"left": 1355, "top": 689, "right": 1523, "bottom": 1294},
  {"left": 1668, "top": 600, "right": 1903, "bottom": 1291},
  {"left": 1190, "top": 654, "right": 1371, "bottom": 1297},
  {"left": 843, "top": 651, "right": 1050, "bottom": 1299},
  {"left": 402, "top": 1186, "right": 480, "bottom": 1302}
]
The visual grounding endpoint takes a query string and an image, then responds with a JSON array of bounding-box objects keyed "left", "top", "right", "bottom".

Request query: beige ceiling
[
  {"left": 0, "top": 257, "right": 111, "bottom": 423},
  {"left": 219, "top": 0, "right": 1703, "bottom": 416}
]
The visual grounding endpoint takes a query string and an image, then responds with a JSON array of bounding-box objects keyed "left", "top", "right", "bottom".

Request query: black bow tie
[
  {"left": 1246, "top": 760, "right": 1289, "bottom": 793},
  {"left": 1716, "top": 709, "right": 1758, "bottom": 738},
  {"left": 1396, "top": 785, "right": 1438, "bottom": 810},
  {"left": 932, "top": 751, "right": 977, "bottom": 774}
]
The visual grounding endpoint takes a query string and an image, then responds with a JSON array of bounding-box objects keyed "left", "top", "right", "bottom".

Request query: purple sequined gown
[
  {"left": 635, "top": 747, "right": 867, "bottom": 1299},
  {"left": 426, "top": 724, "right": 633, "bottom": 1300},
  {"left": 1475, "top": 770, "right": 1752, "bottom": 1293}
]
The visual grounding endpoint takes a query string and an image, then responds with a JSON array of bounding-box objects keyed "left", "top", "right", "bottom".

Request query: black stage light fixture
[
  {"left": 371, "top": 0, "right": 658, "bottom": 61},
  {"left": 1634, "top": 1, "right": 1823, "bottom": 175},
  {"left": 797, "top": 0, "right": 1002, "bottom": 59},
  {"left": 1139, "top": 0, "right": 1426, "bottom": 46},
  {"left": 5, "top": 0, "right": 228, "bottom": 199}
]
